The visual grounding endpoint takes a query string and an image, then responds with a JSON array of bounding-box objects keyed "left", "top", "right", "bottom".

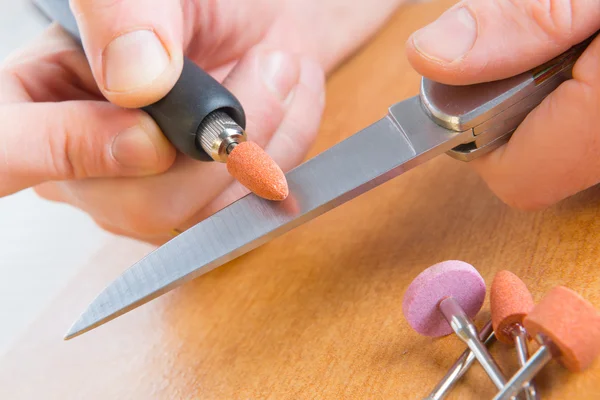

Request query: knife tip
[
  {"left": 63, "top": 332, "right": 78, "bottom": 341},
  {"left": 63, "top": 319, "right": 90, "bottom": 340},
  {"left": 62, "top": 289, "right": 149, "bottom": 341},
  {"left": 63, "top": 310, "right": 112, "bottom": 340}
]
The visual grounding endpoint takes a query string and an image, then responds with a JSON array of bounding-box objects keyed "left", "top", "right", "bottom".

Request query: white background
[{"left": 0, "top": 0, "right": 149, "bottom": 356}]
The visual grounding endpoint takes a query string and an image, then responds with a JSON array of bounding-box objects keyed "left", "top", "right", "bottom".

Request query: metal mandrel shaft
[
  {"left": 511, "top": 325, "right": 539, "bottom": 400},
  {"left": 493, "top": 343, "right": 552, "bottom": 400},
  {"left": 439, "top": 297, "right": 508, "bottom": 390},
  {"left": 424, "top": 319, "right": 496, "bottom": 400}
]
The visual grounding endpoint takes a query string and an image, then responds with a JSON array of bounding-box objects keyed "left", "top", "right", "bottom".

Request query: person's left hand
[{"left": 0, "top": 0, "right": 404, "bottom": 245}]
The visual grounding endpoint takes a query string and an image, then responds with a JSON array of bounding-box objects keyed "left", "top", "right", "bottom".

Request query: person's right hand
[{"left": 405, "top": 0, "right": 600, "bottom": 210}]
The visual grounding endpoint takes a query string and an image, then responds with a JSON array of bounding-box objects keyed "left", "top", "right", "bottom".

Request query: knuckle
[
  {"left": 46, "top": 109, "right": 105, "bottom": 180},
  {"left": 46, "top": 121, "right": 77, "bottom": 180},
  {"left": 49, "top": 104, "right": 127, "bottom": 180}
]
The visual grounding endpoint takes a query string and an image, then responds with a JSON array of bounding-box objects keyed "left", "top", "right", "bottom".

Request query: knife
[{"left": 38, "top": 1, "right": 593, "bottom": 339}]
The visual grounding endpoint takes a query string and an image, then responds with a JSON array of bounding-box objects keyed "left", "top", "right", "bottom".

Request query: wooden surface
[{"left": 2, "top": 0, "right": 600, "bottom": 398}]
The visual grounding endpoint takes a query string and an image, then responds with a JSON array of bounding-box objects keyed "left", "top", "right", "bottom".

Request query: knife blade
[
  {"left": 64, "top": 31, "right": 597, "bottom": 340},
  {"left": 65, "top": 96, "right": 469, "bottom": 339}
]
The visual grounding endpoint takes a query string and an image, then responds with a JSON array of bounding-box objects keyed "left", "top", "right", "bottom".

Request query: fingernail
[
  {"left": 111, "top": 125, "right": 159, "bottom": 170},
  {"left": 103, "top": 30, "right": 170, "bottom": 92},
  {"left": 412, "top": 7, "right": 477, "bottom": 63},
  {"left": 260, "top": 50, "right": 299, "bottom": 101},
  {"left": 299, "top": 58, "right": 325, "bottom": 105}
]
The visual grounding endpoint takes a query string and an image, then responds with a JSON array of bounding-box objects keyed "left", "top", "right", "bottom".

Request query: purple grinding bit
[
  {"left": 403, "top": 260, "right": 509, "bottom": 391},
  {"left": 402, "top": 260, "right": 486, "bottom": 337}
]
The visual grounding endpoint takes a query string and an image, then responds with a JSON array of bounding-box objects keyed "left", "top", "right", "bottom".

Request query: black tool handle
[{"left": 33, "top": 0, "right": 246, "bottom": 162}]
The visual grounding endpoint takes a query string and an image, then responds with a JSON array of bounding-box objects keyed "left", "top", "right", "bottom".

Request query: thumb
[
  {"left": 70, "top": 0, "right": 185, "bottom": 108},
  {"left": 0, "top": 101, "right": 176, "bottom": 197},
  {"left": 405, "top": 0, "right": 600, "bottom": 85},
  {"left": 405, "top": 0, "right": 600, "bottom": 211}
]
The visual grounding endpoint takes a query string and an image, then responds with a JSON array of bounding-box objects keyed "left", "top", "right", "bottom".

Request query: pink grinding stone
[{"left": 402, "top": 260, "right": 486, "bottom": 337}]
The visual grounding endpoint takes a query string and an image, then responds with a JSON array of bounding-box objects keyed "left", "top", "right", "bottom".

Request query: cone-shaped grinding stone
[
  {"left": 490, "top": 270, "right": 535, "bottom": 344},
  {"left": 403, "top": 260, "right": 486, "bottom": 337},
  {"left": 524, "top": 286, "right": 600, "bottom": 372},
  {"left": 227, "top": 141, "right": 289, "bottom": 201}
]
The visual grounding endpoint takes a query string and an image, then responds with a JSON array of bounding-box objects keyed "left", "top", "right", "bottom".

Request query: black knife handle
[{"left": 33, "top": 0, "right": 246, "bottom": 162}]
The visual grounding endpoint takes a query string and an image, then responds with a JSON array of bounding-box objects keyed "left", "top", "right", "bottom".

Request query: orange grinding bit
[
  {"left": 524, "top": 286, "right": 600, "bottom": 372},
  {"left": 226, "top": 141, "right": 289, "bottom": 201},
  {"left": 491, "top": 270, "right": 535, "bottom": 344},
  {"left": 490, "top": 270, "right": 538, "bottom": 400},
  {"left": 494, "top": 286, "right": 600, "bottom": 399}
]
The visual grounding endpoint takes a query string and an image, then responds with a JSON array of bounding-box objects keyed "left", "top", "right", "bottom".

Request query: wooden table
[{"left": 2, "top": 0, "right": 599, "bottom": 398}]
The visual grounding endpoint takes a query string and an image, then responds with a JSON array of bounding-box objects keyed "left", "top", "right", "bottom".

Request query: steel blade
[{"left": 65, "top": 96, "right": 472, "bottom": 339}]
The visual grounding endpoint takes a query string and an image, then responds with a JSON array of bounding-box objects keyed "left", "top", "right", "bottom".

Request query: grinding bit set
[{"left": 403, "top": 261, "right": 600, "bottom": 399}]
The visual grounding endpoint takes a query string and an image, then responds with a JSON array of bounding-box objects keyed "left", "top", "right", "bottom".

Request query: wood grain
[{"left": 2, "top": 0, "right": 599, "bottom": 398}]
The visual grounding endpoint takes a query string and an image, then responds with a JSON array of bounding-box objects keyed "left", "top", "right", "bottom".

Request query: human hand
[
  {"left": 406, "top": 0, "right": 600, "bottom": 210},
  {"left": 1, "top": 0, "right": 404, "bottom": 244}
]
